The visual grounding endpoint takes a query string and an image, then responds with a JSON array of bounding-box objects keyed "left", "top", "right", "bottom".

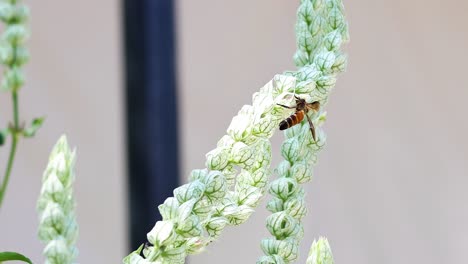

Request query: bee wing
[{"left": 307, "top": 101, "right": 320, "bottom": 111}]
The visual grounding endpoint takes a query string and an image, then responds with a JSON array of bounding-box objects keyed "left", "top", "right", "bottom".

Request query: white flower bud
[
  {"left": 230, "top": 142, "right": 254, "bottom": 167},
  {"left": 177, "top": 214, "right": 202, "bottom": 237},
  {"left": 237, "top": 185, "right": 262, "bottom": 207},
  {"left": 158, "top": 197, "right": 179, "bottom": 220},
  {"left": 176, "top": 199, "right": 197, "bottom": 224},
  {"left": 227, "top": 114, "right": 252, "bottom": 141},
  {"left": 147, "top": 221, "right": 176, "bottom": 247},
  {"left": 225, "top": 204, "right": 255, "bottom": 225},
  {"left": 189, "top": 168, "right": 208, "bottom": 181},
  {"left": 205, "top": 217, "right": 229, "bottom": 238},
  {"left": 251, "top": 168, "right": 269, "bottom": 188},
  {"left": 206, "top": 147, "right": 230, "bottom": 170},
  {"left": 173, "top": 180, "right": 205, "bottom": 203},
  {"left": 192, "top": 196, "right": 213, "bottom": 217},
  {"left": 261, "top": 239, "right": 298, "bottom": 262}
]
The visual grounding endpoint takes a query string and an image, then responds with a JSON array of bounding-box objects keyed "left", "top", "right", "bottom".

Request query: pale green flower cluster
[
  {"left": 259, "top": 0, "right": 348, "bottom": 263},
  {"left": 125, "top": 75, "right": 305, "bottom": 264},
  {"left": 0, "top": 0, "right": 29, "bottom": 92},
  {"left": 306, "top": 238, "right": 334, "bottom": 264},
  {"left": 258, "top": 117, "right": 326, "bottom": 264},
  {"left": 37, "top": 136, "right": 78, "bottom": 264},
  {"left": 125, "top": 0, "right": 348, "bottom": 263}
]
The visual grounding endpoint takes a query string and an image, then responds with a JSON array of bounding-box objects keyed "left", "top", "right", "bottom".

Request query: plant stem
[{"left": 0, "top": 91, "right": 20, "bottom": 210}]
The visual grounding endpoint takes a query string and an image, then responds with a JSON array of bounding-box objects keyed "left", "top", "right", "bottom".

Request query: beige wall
[
  {"left": 177, "top": 0, "right": 467, "bottom": 263},
  {"left": 0, "top": 0, "right": 126, "bottom": 263},
  {"left": 1, "top": 0, "right": 466, "bottom": 263}
]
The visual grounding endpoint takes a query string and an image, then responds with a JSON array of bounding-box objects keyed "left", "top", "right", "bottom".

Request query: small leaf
[
  {"left": 0, "top": 251, "right": 33, "bottom": 263},
  {"left": 23, "top": 117, "right": 45, "bottom": 138}
]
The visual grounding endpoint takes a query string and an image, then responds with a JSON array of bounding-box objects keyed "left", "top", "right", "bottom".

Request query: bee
[{"left": 278, "top": 95, "right": 320, "bottom": 141}]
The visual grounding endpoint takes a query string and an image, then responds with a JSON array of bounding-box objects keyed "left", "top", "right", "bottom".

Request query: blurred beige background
[
  {"left": 0, "top": 0, "right": 126, "bottom": 263},
  {"left": 178, "top": 0, "right": 466, "bottom": 264},
  {"left": 1, "top": 0, "right": 467, "bottom": 263}
]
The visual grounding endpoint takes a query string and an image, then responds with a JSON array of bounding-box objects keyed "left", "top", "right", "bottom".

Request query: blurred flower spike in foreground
[
  {"left": 306, "top": 238, "right": 334, "bottom": 264},
  {"left": 37, "top": 135, "right": 79, "bottom": 264}
]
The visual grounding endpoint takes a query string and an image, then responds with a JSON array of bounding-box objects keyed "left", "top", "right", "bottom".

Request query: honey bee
[{"left": 278, "top": 95, "right": 320, "bottom": 141}]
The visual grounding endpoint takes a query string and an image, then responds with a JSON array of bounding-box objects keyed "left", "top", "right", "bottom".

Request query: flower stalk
[
  {"left": 37, "top": 136, "right": 79, "bottom": 264},
  {"left": 0, "top": 0, "right": 30, "bottom": 210},
  {"left": 259, "top": 0, "right": 348, "bottom": 263}
]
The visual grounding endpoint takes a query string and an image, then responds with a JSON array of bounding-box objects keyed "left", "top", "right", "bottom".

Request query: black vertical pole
[{"left": 123, "top": 0, "right": 179, "bottom": 250}]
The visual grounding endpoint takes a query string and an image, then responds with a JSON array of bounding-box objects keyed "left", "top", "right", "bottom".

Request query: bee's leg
[
  {"left": 277, "top": 104, "right": 295, "bottom": 109},
  {"left": 305, "top": 113, "right": 317, "bottom": 142},
  {"left": 140, "top": 242, "right": 154, "bottom": 258}
]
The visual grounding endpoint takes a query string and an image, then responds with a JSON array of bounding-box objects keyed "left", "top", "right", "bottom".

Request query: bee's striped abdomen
[{"left": 279, "top": 110, "right": 304, "bottom": 130}]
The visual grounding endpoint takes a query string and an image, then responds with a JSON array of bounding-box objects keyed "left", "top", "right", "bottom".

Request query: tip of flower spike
[{"left": 306, "top": 237, "right": 334, "bottom": 264}]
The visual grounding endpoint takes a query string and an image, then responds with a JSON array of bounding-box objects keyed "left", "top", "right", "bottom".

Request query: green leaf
[
  {"left": 23, "top": 117, "right": 45, "bottom": 138},
  {"left": 0, "top": 251, "right": 33, "bottom": 263}
]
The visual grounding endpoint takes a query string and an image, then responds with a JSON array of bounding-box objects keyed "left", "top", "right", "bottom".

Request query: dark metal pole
[{"left": 123, "top": 0, "right": 180, "bottom": 250}]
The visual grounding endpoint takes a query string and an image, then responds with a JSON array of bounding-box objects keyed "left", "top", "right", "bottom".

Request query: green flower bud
[
  {"left": 324, "top": 30, "right": 342, "bottom": 51},
  {"left": 0, "top": 43, "right": 13, "bottom": 65},
  {"left": 2, "top": 24, "right": 28, "bottom": 44},
  {"left": 284, "top": 198, "right": 307, "bottom": 220},
  {"left": 290, "top": 161, "right": 312, "bottom": 184},
  {"left": 276, "top": 160, "right": 291, "bottom": 177},
  {"left": 269, "top": 178, "right": 298, "bottom": 201},
  {"left": 315, "top": 51, "right": 336, "bottom": 71},
  {"left": 266, "top": 198, "right": 284, "bottom": 213},
  {"left": 281, "top": 137, "right": 300, "bottom": 162},
  {"left": 266, "top": 212, "right": 300, "bottom": 239},
  {"left": 37, "top": 136, "right": 78, "bottom": 264},
  {"left": 0, "top": 3, "right": 13, "bottom": 23},
  {"left": 257, "top": 254, "right": 286, "bottom": 264},
  {"left": 306, "top": 238, "right": 334, "bottom": 264},
  {"left": 294, "top": 49, "right": 310, "bottom": 67},
  {"left": 1, "top": 67, "right": 24, "bottom": 91}
]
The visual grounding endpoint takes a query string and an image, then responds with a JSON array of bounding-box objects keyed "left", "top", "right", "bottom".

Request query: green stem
[{"left": 0, "top": 91, "right": 20, "bottom": 209}]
